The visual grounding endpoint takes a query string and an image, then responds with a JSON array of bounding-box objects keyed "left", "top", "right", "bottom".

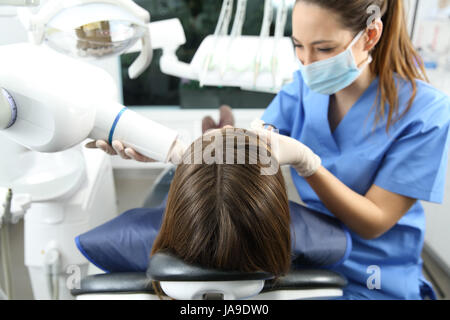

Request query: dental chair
[
  {"left": 71, "top": 167, "right": 351, "bottom": 300},
  {"left": 71, "top": 252, "right": 347, "bottom": 300}
]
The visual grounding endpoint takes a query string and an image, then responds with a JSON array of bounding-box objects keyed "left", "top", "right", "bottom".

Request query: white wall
[
  {"left": 411, "top": 0, "right": 450, "bottom": 274},
  {"left": 422, "top": 71, "right": 450, "bottom": 275}
]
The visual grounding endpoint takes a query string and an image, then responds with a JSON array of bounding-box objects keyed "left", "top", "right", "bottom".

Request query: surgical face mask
[{"left": 297, "top": 30, "right": 373, "bottom": 95}]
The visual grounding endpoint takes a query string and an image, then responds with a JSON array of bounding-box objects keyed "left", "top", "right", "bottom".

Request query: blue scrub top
[{"left": 261, "top": 70, "right": 450, "bottom": 300}]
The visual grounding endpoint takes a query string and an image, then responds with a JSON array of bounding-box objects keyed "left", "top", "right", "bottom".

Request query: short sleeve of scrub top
[
  {"left": 261, "top": 71, "right": 450, "bottom": 300},
  {"left": 373, "top": 87, "right": 450, "bottom": 203}
]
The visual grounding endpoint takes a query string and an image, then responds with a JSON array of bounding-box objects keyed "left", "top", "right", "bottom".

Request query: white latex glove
[
  {"left": 85, "top": 139, "right": 188, "bottom": 165},
  {"left": 250, "top": 119, "right": 321, "bottom": 177}
]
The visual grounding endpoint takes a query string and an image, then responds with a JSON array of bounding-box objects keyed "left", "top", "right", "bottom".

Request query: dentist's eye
[{"left": 318, "top": 48, "right": 335, "bottom": 52}]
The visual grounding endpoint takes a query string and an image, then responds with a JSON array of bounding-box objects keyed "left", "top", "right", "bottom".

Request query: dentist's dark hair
[
  {"left": 150, "top": 128, "right": 291, "bottom": 297},
  {"left": 295, "top": 0, "right": 428, "bottom": 133}
]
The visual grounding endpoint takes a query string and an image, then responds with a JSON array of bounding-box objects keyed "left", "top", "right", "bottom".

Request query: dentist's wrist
[{"left": 291, "top": 145, "right": 322, "bottom": 178}]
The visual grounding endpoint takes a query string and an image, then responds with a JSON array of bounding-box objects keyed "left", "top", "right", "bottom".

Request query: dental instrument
[
  {"left": 253, "top": 0, "right": 273, "bottom": 88},
  {"left": 199, "top": 0, "right": 233, "bottom": 87},
  {"left": 272, "top": 0, "right": 289, "bottom": 89},
  {"left": 127, "top": 0, "right": 298, "bottom": 93},
  {"left": 220, "top": 0, "right": 247, "bottom": 78}
]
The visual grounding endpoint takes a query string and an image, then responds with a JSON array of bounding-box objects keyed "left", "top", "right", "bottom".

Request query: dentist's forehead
[{"left": 292, "top": 2, "right": 349, "bottom": 43}]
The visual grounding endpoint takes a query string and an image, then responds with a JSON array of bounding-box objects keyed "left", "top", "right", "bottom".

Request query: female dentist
[
  {"left": 253, "top": 0, "right": 450, "bottom": 300},
  {"left": 88, "top": 0, "right": 450, "bottom": 300}
]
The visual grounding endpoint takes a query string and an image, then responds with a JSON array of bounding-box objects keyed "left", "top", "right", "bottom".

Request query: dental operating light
[{"left": 17, "top": 0, "right": 152, "bottom": 79}]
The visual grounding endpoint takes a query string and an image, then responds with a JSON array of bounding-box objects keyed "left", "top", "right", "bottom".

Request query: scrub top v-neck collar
[{"left": 304, "top": 77, "right": 379, "bottom": 155}]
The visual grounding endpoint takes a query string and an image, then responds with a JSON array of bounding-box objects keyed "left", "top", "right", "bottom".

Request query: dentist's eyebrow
[
  {"left": 291, "top": 36, "right": 301, "bottom": 44},
  {"left": 311, "top": 40, "right": 335, "bottom": 45},
  {"left": 291, "top": 36, "right": 335, "bottom": 45}
]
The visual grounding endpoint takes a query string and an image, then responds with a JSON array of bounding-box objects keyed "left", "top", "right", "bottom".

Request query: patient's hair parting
[
  {"left": 150, "top": 128, "right": 291, "bottom": 298},
  {"left": 180, "top": 127, "right": 280, "bottom": 176}
]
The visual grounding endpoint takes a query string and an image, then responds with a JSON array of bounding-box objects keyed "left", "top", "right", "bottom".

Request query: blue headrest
[{"left": 75, "top": 201, "right": 352, "bottom": 273}]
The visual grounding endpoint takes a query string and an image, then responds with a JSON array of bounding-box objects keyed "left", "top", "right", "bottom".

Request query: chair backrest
[
  {"left": 147, "top": 252, "right": 274, "bottom": 299},
  {"left": 70, "top": 252, "right": 348, "bottom": 300}
]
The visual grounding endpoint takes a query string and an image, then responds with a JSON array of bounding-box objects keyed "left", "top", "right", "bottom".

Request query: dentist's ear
[{"left": 365, "top": 19, "right": 383, "bottom": 52}]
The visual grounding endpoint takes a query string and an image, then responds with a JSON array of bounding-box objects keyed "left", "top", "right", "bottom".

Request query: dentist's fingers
[
  {"left": 85, "top": 140, "right": 116, "bottom": 153},
  {"left": 85, "top": 140, "right": 150, "bottom": 163},
  {"left": 112, "top": 140, "right": 132, "bottom": 160},
  {"left": 249, "top": 119, "right": 276, "bottom": 149},
  {"left": 85, "top": 140, "right": 118, "bottom": 156},
  {"left": 97, "top": 140, "right": 118, "bottom": 155},
  {"left": 84, "top": 140, "right": 97, "bottom": 149},
  {"left": 124, "top": 148, "right": 156, "bottom": 163}
]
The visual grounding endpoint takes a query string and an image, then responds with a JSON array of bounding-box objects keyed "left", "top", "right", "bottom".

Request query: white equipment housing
[
  {"left": 24, "top": 146, "right": 117, "bottom": 300},
  {"left": 0, "top": 43, "right": 178, "bottom": 162}
]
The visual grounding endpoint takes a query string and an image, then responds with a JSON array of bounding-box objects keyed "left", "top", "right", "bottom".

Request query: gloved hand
[
  {"left": 250, "top": 119, "right": 321, "bottom": 177},
  {"left": 85, "top": 139, "right": 188, "bottom": 165}
]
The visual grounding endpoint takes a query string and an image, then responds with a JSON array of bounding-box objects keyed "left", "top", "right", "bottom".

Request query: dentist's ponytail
[
  {"left": 296, "top": 0, "right": 428, "bottom": 133},
  {"left": 370, "top": 0, "right": 428, "bottom": 132}
]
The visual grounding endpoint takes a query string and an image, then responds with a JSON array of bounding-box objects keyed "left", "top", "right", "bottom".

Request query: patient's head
[{"left": 151, "top": 128, "right": 291, "bottom": 277}]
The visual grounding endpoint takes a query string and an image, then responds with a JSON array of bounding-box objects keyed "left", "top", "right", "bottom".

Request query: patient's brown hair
[{"left": 150, "top": 128, "right": 291, "bottom": 293}]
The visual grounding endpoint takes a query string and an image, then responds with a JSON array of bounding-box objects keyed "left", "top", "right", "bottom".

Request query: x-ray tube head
[
  {"left": 0, "top": 43, "right": 178, "bottom": 162},
  {"left": 0, "top": 88, "right": 17, "bottom": 130}
]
